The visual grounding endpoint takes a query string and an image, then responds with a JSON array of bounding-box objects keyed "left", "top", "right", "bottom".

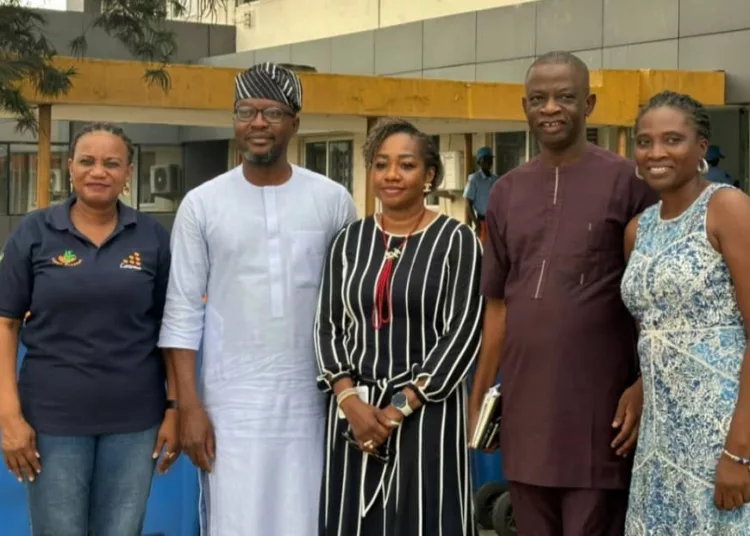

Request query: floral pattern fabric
[{"left": 621, "top": 183, "right": 750, "bottom": 535}]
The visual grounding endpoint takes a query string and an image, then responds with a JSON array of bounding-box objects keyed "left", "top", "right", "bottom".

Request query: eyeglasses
[
  {"left": 234, "top": 106, "right": 292, "bottom": 124},
  {"left": 342, "top": 430, "right": 394, "bottom": 464}
]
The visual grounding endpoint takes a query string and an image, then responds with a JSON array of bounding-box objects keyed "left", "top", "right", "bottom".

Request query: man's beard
[{"left": 243, "top": 145, "right": 283, "bottom": 166}]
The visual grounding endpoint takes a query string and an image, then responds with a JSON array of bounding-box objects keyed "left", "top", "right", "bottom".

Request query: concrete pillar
[
  {"left": 617, "top": 127, "right": 629, "bottom": 158},
  {"left": 36, "top": 105, "right": 52, "bottom": 209}
]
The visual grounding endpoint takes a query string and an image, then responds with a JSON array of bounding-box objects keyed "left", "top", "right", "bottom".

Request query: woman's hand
[
  {"left": 714, "top": 454, "right": 750, "bottom": 510},
  {"left": 152, "top": 409, "right": 181, "bottom": 475},
  {"left": 375, "top": 405, "right": 403, "bottom": 432},
  {"left": 0, "top": 413, "right": 40, "bottom": 483},
  {"left": 340, "top": 398, "right": 391, "bottom": 451}
]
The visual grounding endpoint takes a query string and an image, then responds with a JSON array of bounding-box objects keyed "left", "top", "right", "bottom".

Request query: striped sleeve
[
  {"left": 410, "top": 224, "right": 484, "bottom": 402},
  {"left": 314, "top": 227, "right": 354, "bottom": 392}
]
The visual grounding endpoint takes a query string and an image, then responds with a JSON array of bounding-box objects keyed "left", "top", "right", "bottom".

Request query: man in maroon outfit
[{"left": 468, "top": 51, "right": 658, "bottom": 535}]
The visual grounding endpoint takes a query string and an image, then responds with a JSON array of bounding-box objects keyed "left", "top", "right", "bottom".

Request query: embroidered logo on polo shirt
[
  {"left": 52, "top": 250, "right": 82, "bottom": 267},
  {"left": 120, "top": 252, "right": 142, "bottom": 270}
]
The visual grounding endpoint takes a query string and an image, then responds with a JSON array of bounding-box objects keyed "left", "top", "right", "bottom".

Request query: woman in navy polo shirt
[{"left": 0, "top": 122, "right": 180, "bottom": 535}]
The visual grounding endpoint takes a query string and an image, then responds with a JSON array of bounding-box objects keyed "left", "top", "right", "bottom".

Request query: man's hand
[
  {"left": 179, "top": 404, "right": 215, "bottom": 472},
  {"left": 467, "top": 404, "right": 500, "bottom": 453},
  {"left": 611, "top": 378, "right": 643, "bottom": 457}
]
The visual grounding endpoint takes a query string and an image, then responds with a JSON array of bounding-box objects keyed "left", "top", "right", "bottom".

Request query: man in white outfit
[{"left": 158, "top": 62, "right": 357, "bottom": 535}]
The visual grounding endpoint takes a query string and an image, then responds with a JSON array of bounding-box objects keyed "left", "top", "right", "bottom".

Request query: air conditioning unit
[
  {"left": 49, "top": 169, "right": 65, "bottom": 194},
  {"left": 149, "top": 164, "right": 181, "bottom": 197},
  {"left": 439, "top": 151, "right": 465, "bottom": 191}
]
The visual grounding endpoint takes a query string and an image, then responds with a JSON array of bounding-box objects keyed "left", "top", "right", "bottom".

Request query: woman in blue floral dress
[{"left": 621, "top": 90, "right": 750, "bottom": 535}]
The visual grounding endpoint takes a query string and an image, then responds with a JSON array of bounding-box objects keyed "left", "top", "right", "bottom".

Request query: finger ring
[
  {"left": 363, "top": 440, "right": 374, "bottom": 449},
  {"left": 389, "top": 420, "right": 400, "bottom": 428},
  {"left": 166, "top": 452, "right": 175, "bottom": 459}
]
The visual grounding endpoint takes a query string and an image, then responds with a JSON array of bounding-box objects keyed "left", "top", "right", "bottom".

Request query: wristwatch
[{"left": 391, "top": 392, "right": 413, "bottom": 417}]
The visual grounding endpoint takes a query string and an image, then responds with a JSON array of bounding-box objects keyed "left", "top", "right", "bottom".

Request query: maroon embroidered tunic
[{"left": 481, "top": 144, "right": 658, "bottom": 489}]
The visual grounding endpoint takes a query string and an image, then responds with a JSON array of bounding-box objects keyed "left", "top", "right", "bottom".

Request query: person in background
[
  {"left": 468, "top": 51, "right": 657, "bottom": 536},
  {"left": 622, "top": 90, "right": 750, "bottom": 534},
  {"left": 0, "top": 122, "right": 179, "bottom": 536},
  {"left": 705, "top": 144, "right": 738, "bottom": 187},
  {"left": 315, "top": 117, "right": 483, "bottom": 536},
  {"left": 158, "top": 62, "right": 357, "bottom": 535},
  {"left": 464, "top": 146, "right": 499, "bottom": 242}
]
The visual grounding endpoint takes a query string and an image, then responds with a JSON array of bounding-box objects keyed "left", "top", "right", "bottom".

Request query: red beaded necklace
[{"left": 372, "top": 209, "right": 425, "bottom": 330}]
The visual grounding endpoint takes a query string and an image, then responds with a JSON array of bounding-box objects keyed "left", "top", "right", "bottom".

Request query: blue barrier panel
[{"left": 0, "top": 344, "right": 202, "bottom": 536}]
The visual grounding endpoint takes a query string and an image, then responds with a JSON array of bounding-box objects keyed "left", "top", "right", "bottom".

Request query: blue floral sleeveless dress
[{"left": 620, "top": 183, "right": 750, "bottom": 535}]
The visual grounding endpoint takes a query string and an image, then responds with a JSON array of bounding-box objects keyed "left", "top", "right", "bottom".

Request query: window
[
  {"left": 304, "top": 142, "right": 327, "bottom": 176},
  {"left": 136, "top": 145, "right": 184, "bottom": 213},
  {"left": 494, "top": 132, "right": 527, "bottom": 176},
  {"left": 8, "top": 144, "right": 70, "bottom": 215},
  {"left": 303, "top": 139, "right": 353, "bottom": 192},
  {"left": 586, "top": 128, "right": 599, "bottom": 145}
]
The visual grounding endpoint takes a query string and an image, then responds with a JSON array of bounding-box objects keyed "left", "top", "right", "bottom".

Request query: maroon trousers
[{"left": 509, "top": 482, "right": 628, "bottom": 536}]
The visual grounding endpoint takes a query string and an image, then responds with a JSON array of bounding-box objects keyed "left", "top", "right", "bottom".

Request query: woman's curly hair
[{"left": 362, "top": 117, "right": 444, "bottom": 191}]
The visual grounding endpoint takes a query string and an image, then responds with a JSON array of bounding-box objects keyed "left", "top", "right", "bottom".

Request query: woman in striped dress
[{"left": 314, "top": 118, "right": 484, "bottom": 536}]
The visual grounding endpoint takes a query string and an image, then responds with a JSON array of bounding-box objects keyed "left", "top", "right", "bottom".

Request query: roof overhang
[{"left": 16, "top": 57, "right": 726, "bottom": 128}]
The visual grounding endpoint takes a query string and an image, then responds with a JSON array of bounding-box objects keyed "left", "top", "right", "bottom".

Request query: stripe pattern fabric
[
  {"left": 314, "top": 214, "right": 484, "bottom": 536},
  {"left": 234, "top": 61, "right": 303, "bottom": 113}
]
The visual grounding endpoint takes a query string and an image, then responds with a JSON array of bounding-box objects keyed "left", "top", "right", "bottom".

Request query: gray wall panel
[
  {"left": 374, "top": 23, "right": 423, "bottom": 75},
  {"left": 476, "top": 57, "right": 535, "bottom": 83},
  {"left": 603, "top": 0, "right": 678, "bottom": 47},
  {"left": 680, "top": 0, "right": 750, "bottom": 38},
  {"left": 536, "top": 0, "right": 604, "bottom": 54},
  {"left": 254, "top": 45, "right": 292, "bottom": 65},
  {"left": 476, "top": 4, "right": 537, "bottom": 63},
  {"left": 423, "top": 12, "right": 477, "bottom": 69},
  {"left": 291, "top": 39, "right": 333, "bottom": 72},
  {"left": 602, "top": 40, "right": 679, "bottom": 70},
  {"left": 422, "top": 65, "right": 476, "bottom": 81},
  {"left": 196, "top": 50, "right": 255, "bottom": 68},
  {"left": 571, "top": 48, "right": 603, "bottom": 70},
  {"left": 37, "top": 9, "right": 234, "bottom": 63},
  {"left": 331, "top": 32, "right": 376, "bottom": 75},
  {"left": 679, "top": 30, "right": 750, "bottom": 103},
  {"left": 208, "top": 25, "right": 237, "bottom": 57}
]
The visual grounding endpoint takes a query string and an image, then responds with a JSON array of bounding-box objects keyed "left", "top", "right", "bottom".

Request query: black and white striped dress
[{"left": 314, "top": 214, "right": 484, "bottom": 536}]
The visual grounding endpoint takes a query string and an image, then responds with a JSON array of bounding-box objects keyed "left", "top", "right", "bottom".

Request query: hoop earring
[
  {"left": 698, "top": 158, "right": 709, "bottom": 175},
  {"left": 634, "top": 167, "right": 644, "bottom": 180}
]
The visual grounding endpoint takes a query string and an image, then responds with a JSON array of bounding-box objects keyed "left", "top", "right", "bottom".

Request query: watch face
[{"left": 392, "top": 392, "right": 407, "bottom": 408}]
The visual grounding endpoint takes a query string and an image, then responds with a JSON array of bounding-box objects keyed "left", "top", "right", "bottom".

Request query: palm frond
[{"left": 1, "top": 0, "right": 224, "bottom": 132}]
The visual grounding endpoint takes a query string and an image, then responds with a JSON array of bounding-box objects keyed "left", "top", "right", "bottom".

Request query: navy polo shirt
[{"left": 0, "top": 197, "right": 171, "bottom": 436}]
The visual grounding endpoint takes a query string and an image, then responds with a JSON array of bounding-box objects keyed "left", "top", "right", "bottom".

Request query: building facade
[
  {"left": 0, "top": 7, "right": 236, "bottom": 240},
  {"left": 1, "top": 0, "right": 747, "bottom": 243},
  {"left": 201, "top": 0, "right": 749, "bottom": 221}
]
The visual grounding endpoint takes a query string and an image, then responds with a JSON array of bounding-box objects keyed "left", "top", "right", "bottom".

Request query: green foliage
[{"left": 0, "top": 0, "right": 227, "bottom": 133}]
